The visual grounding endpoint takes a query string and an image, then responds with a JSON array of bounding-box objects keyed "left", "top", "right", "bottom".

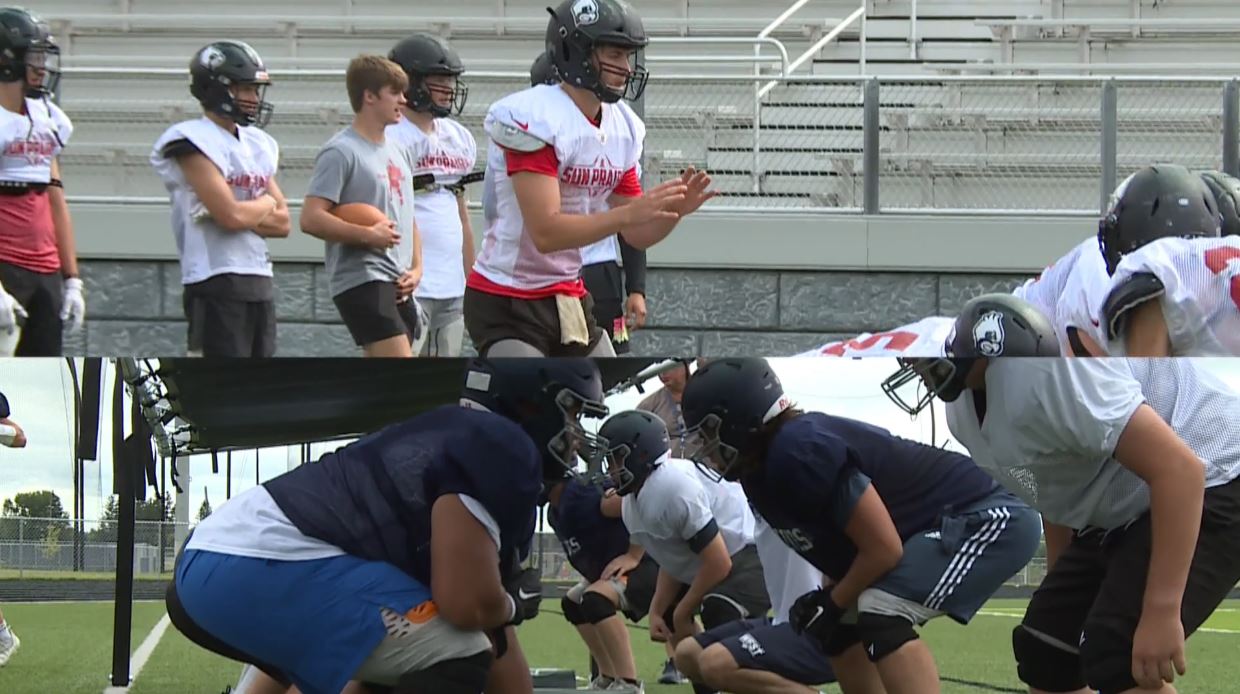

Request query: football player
[
  {"left": 545, "top": 473, "right": 657, "bottom": 691},
  {"left": 151, "top": 40, "right": 289, "bottom": 357},
  {"left": 0, "top": 7, "right": 83, "bottom": 356},
  {"left": 683, "top": 358, "right": 1041, "bottom": 694},
  {"left": 465, "top": 0, "right": 714, "bottom": 357},
  {"left": 301, "top": 55, "right": 422, "bottom": 358},
  {"left": 599, "top": 409, "right": 771, "bottom": 684},
  {"left": 891, "top": 293, "right": 1240, "bottom": 694},
  {"left": 167, "top": 359, "right": 610, "bottom": 694},
  {"left": 0, "top": 389, "right": 25, "bottom": 666},
  {"left": 387, "top": 33, "right": 475, "bottom": 357}
]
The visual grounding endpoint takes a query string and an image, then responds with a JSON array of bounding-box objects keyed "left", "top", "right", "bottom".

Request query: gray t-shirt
[{"left": 306, "top": 127, "right": 416, "bottom": 298}]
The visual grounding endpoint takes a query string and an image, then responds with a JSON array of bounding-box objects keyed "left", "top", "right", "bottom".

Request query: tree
[
  {"left": 89, "top": 492, "right": 176, "bottom": 554},
  {"left": 196, "top": 497, "right": 213, "bottom": 523},
  {"left": 1, "top": 490, "right": 71, "bottom": 545}
]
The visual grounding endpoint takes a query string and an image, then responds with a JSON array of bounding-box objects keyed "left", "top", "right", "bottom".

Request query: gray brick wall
[{"left": 66, "top": 260, "right": 1029, "bottom": 357}]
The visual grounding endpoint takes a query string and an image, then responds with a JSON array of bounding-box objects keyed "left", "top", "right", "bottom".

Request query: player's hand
[
  {"left": 396, "top": 268, "right": 421, "bottom": 301},
  {"left": 625, "top": 293, "right": 647, "bottom": 330},
  {"left": 789, "top": 588, "right": 845, "bottom": 648},
  {"left": 60, "top": 277, "right": 86, "bottom": 333},
  {"left": 675, "top": 166, "right": 718, "bottom": 216},
  {"left": 601, "top": 554, "right": 639, "bottom": 581},
  {"left": 672, "top": 602, "right": 696, "bottom": 644},
  {"left": 1131, "top": 605, "right": 1187, "bottom": 688},
  {"left": 0, "top": 282, "right": 25, "bottom": 332},
  {"left": 648, "top": 613, "right": 672, "bottom": 643},
  {"left": 366, "top": 220, "right": 401, "bottom": 250},
  {"left": 503, "top": 566, "right": 543, "bottom": 625},
  {"left": 624, "top": 179, "right": 687, "bottom": 228}
]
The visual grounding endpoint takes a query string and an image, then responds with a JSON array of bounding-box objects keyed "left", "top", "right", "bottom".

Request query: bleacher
[{"left": 44, "top": 0, "right": 1240, "bottom": 213}]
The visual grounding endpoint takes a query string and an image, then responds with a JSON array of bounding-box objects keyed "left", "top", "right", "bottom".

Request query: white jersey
[
  {"left": 947, "top": 358, "right": 1240, "bottom": 530},
  {"left": 753, "top": 513, "right": 820, "bottom": 624},
  {"left": 621, "top": 456, "right": 755, "bottom": 585},
  {"left": 0, "top": 97, "right": 72, "bottom": 183},
  {"left": 151, "top": 117, "right": 279, "bottom": 285},
  {"left": 386, "top": 115, "right": 477, "bottom": 299},
  {"left": 581, "top": 235, "right": 620, "bottom": 266},
  {"left": 474, "top": 84, "right": 645, "bottom": 290},
  {"left": 796, "top": 316, "right": 955, "bottom": 358},
  {"left": 1103, "top": 236, "right": 1240, "bottom": 357}
]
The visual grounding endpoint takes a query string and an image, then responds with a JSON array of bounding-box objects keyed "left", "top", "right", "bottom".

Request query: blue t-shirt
[{"left": 546, "top": 479, "right": 631, "bottom": 583}]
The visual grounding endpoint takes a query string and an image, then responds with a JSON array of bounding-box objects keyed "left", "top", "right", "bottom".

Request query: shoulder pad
[
  {"left": 1102, "top": 272, "right": 1166, "bottom": 340},
  {"left": 488, "top": 119, "right": 549, "bottom": 153}
]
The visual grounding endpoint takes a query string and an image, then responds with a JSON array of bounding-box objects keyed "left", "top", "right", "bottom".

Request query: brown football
[{"left": 330, "top": 202, "right": 388, "bottom": 227}]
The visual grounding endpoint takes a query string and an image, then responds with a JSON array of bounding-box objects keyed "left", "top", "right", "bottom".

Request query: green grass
[
  {"left": 0, "top": 601, "right": 167, "bottom": 694},
  {"left": 2, "top": 600, "right": 1238, "bottom": 693}
]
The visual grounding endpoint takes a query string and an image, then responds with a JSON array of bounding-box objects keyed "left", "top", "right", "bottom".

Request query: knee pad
[
  {"left": 1079, "top": 625, "right": 1138, "bottom": 694},
  {"left": 561, "top": 595, "right": 587, "bottom": 625},
  {"left": 699, "top": 595, "right": 744, "bottom": 631},
  {"left": 393, "top": 651, "right": 492, "bottom": 694},
  {"left": 1012, "top": 624, "right": 1088, "bottom": 692},
  {"left": 856, "top": 613, "right": 918, "bottom": 662},
  {"left": 578, "top": 591, "right": 618, "bottom": 625}
]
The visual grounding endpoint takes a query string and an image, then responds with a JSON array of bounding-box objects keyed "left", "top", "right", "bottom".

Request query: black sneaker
[{"left": 657, "top": 658, "right": 684, "bottom": 684}]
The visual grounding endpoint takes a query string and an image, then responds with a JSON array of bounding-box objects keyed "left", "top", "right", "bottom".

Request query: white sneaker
[
  {"left": 606, "top": 680, "right": 644, "bottom": 693},
  {"left": 590, "top": 675, "right": 615, "bottom": 689},
  {"left": 0, "top": 629, "right": 20, "bottom": 667}
]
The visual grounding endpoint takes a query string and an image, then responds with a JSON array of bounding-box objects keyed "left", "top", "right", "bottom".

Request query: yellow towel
[{"left": 556, "top": 294, "right": 591, "bottom": 346}]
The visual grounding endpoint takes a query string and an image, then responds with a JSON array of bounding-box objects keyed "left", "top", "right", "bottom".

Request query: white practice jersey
[
  {"left": 1103, "top": 235, "right": 1240, "bottom": 357},
  {"left": 621, "top": 456, "right": 755, "bottom": 585},
  {"left": 1012, "top": 237, "right": 1111, "bottom": 353},
  {"left": 753, "top": 513, "right": 820, "bottom": 624},
  {"left": 474, "top": 84, "right": 645, "bottom": 290},
  {"left": 151, "top": 117, "right": 279, "bottom": 284},
  {"left": 795, "top": 316, "right": 956, "bottom": 358},
  {"left": 387, "top": 115, "right": 477, "bottom": 299},
  {"left": 0, "top": 97, "right": 72, "bottom": 183}
]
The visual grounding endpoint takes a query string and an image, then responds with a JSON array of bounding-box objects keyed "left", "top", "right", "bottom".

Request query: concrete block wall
[{"left": 69, "top": 260, "right": 1030, "bottom": 357}]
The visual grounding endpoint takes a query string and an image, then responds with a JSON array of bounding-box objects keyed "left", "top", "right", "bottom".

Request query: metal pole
[
  {"left": 1100, "top": 79, "right": 1118, "bottom": 214},
  {"left": 1223, "top": 80, "right": 1239, "bottom": 177},
  {"left": 863, "top": 77, "right": 881, "bottom": 214},
  {"left": 110, "top": 366, "right": 136, "bottom": 687}
]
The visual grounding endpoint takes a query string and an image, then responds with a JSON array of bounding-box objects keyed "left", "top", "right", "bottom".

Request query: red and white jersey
[
  {"left": 472, "top": 84, "right": 645, "bottom": 294},
  {"left": 0, "top": 97, "right": 71, "bottom": 183},
  {"left": 151, "top": 117, "right": 279, "bottom": 285},
  {"left": 795, "top": 316, "right": 956, "bottom": 358},
  {"left": 387, "top": 115, "right": 477, "bottom": 299},
  {"left": 1041, "top": 238, "right": 1110, "bottom": 354},
  {"left": 1103, "top": 236, "right": 1240, "bottom": 356}
]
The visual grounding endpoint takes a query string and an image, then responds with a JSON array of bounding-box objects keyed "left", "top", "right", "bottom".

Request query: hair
[
  {"left": 742, "top": 406, "right": 803, "bottom": 468},
  {"left": 345, "top": 54, "right": 409, "bottom": 113}
]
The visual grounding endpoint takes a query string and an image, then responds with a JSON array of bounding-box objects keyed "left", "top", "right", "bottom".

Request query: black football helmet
[
  {"left": 0, "top": 7, "right": 60, "bottom": 98},
  {"left": 461, "top": 359, "right": 610, "bottom": 483},
  {"left": 1098, "top": 164, "right": 1221, "bottom": 275},
  {"left": 598, "top": 410, "right": 670, "bottom": 495},
  {"left": 1197, "top": 170, "right": 1240, "bottom": 237},
  {"left": 544, "top": 0, "right": 649, "bottom": 104},
  {"left": 681, "top": 358, "right": 788, "bottom": 483},
  {"left": 882, "top": 293, "right": 1059, "bottom": 416},
  {"left": 388, "top": 33, "right": 468, "bottom": 118},
  {"left": 530, "top": 50, "right": 558, "bottom": 87},
  {"left": 189, "top": 41, "right": 273, "bottom": 128}
]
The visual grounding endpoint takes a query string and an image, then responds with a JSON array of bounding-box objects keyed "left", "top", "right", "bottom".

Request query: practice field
[{"left": 1, "top": 599, "right": 1237, "bottom": 694}]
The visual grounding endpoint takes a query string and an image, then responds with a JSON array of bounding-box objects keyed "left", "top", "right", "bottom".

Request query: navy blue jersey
[
  {"left": 264, "top": 405, "right": 543, "bottom": 586},
  {"left": 743, "top": 412, "right": 998, "bottom": 581},
  {"left": 546, "top": 479, "right": 632, "bottom": 583}
]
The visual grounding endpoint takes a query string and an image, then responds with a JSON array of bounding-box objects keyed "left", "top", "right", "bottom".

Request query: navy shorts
[{"left": 695, "top": 618, "right": 837, "bottom": 686}]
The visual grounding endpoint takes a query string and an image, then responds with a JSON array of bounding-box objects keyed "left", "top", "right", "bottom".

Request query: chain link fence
[
  {"left": 59, "top": 68, "right": 1239, "bottom": 215},
  {"left": 0, "top": 517, "right": 187, "bottom": 578}
]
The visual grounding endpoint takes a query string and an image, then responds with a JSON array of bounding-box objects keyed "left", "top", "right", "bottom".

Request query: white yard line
[{"left": 102, "top": 613, "right": 171, "bottom": 694}]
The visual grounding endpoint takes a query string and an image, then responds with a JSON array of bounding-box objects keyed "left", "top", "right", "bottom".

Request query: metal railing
[{"left": 57, "top": 68, "right": 1240, "bottom": 215}]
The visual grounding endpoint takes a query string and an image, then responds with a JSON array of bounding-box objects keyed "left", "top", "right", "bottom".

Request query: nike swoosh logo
[
  {"left": 1090, "top": 318, "right": 1100, "bottom": 327},
  {"left": 807, "top": 606, "right": 823, "bottom": 627},
  {"left": 514, "top": 119, "right": 529, "bottom": 130},
  {"left": 518, "top": 589, "right": 540, "bottom": 600}
]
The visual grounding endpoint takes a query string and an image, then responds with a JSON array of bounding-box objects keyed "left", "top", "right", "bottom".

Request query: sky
[{"left": 2, "top": 358, "right": 1240, "bottom": 524}]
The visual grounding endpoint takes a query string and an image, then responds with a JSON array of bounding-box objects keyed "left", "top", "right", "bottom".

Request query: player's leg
[
  {"left": 696, "top": 621, "right": 833, "bottom": 694},
  {"left": 561, "top": 582, "right": 619, "bottom": 683},
  {"left": 583, "top": 579, "right": 639, "bottom": 683},
  {"left": 185, "top": 288, "right": 259, "bottom": 358},
  {"left": 353, "top": 602, "right": 492, "bottom": 694},
  {"left": 5, "top": 265, "right": 63, "bottom": 357},
  {"left": 416, "top": 296, "right": 465, "bottom": 357},
  {"left": 674, "top": 619, "right": 752, "bottom": 685},
  {"left": 701, "top": 545, "right": 771, "bottom": 631},
  {"left": 0, "top": 603, "right": 18, "bottom": 667},
  {"left": 1080, "top": 476, "right": 1240, "bottom": 694},
  {"left": 483, "top": 625, "right": 532, "bottom": 694},
  {"left": 824, "top": 634, "right": 886, "bottom": 694},
  {"left": 581, "top": 261, "right": 629, "bottom": 355}
]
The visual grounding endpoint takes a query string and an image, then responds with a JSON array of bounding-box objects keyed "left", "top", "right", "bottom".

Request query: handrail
[
  {"left": 758, "top": 4, "right": 866, "bottom": 99},
  {"left": 977, "top": 17, "right": 1240, "bottom": 29},
  {"left": 648, "top": 37, "right": 791, "bottom": 76}
]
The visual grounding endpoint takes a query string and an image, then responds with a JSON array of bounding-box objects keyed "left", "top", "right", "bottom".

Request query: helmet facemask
[
  {"left": 21, "top": 40, "right": 60, "bottom": 99},
  {"left": 409, "top": 73, "right": 468, "bottom": 118},
  {"left": 685, "top": 413, "right": 741, "bottom": 483},
  {"left": 545, "top": 386, "right": 610, "bottom": 481}
]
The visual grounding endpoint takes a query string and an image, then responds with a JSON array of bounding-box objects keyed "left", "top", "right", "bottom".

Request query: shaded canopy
[{"left": 153, "top": 358, "right": 661, "bottom": 453}]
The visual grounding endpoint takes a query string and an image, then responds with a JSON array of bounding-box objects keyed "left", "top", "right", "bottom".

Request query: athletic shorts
[
  {"left": 566, "top": 555, "right": 660, "bottom": 623},
  {"left": 183, "top": 277, "right": 276, "bottom": 358},
  {"left": 694, "top": 618, "right": 837, "bottom": 686},
  {"left": 462, "top": 286, "right": 605, "bottom": 357},
  {"left": 662, "top": 544, "right": 771, "bottom": 629},
  {"left": 332, "top": 280, "right": 421, "bottom": 347},
  {"left": 172, "top": 549, "right": 488, "bottom": 694}
]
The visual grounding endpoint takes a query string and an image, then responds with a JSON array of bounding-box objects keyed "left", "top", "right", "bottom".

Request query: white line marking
[
  {"left": 977, "top": 610, "right": 1240, "bottom": 634},
  {"left": 101, "top": 613, "right": 171, "bottom": 694}
]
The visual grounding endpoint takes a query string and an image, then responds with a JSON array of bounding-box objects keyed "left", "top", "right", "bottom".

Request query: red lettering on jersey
[
  {"left": 415, "top": 152, "right": 472, "bottom": 174},
  {"left": 820, "top": 330, "right": 919, "bottom": 356},
  {"left": 4, "top": 135, "right": 57, "bottom": 165},
  {"left": 1204, "top": 246, "right": 1240, "bottom": 311},
  {"left": 227, "top": 172, "right": 271, "bottom": 199},
  {"left": 561, "top": 154, "right": 625, "bottom": 193}
]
